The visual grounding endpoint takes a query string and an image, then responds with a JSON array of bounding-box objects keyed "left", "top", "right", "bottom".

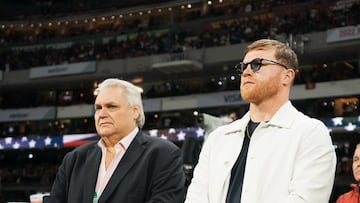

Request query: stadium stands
[{"left": 0, "top": 0, "right": 359, "bottom": 202}]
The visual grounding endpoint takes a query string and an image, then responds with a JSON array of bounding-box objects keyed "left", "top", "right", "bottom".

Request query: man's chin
[
  {"left": 98, "top": 131, "right": 113, "bottom": 137},
  {"left": 241, "top": 95, "right": 255, "bottom": 103}
]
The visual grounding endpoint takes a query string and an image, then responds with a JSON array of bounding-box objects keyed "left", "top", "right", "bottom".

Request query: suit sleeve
[
  {"left": 44, "top": 152, "right": 72, "bottom": 203},
  {"left": 146, "top": 143, "right": 186, "bottom": 203}
]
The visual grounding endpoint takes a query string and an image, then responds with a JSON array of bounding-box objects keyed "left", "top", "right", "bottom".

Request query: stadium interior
[{"left": 0, "top": 0, "right": 359, "bottom": 202}]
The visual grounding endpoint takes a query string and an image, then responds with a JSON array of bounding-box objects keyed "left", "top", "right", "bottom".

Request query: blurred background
[{"left": 0, "top": 0, "right": 359, "bottom": 202}]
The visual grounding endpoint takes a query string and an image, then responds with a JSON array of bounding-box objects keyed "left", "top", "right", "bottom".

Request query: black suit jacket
[{"left": 45, "top": 131, "right": 186, "bottom": 203}]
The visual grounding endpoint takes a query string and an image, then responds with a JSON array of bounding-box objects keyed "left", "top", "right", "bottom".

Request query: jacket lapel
[
  {"left": 209, "top": 118, "right": 249, "bottom": 202},
  {"left": 83, "top": 143, "right": 102, "bottom": 202},
  {"left": 98, "top": 132, "right": 146, "bottom": 203}
]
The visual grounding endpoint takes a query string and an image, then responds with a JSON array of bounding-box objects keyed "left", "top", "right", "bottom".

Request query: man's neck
[{"left": 249, "top": 99, "right": 288, "bottom": 122}]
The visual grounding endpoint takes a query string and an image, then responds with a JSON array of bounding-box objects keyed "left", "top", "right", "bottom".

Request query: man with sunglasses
[{"left": 185, "top": 39, "right": 336, "bottom": 203}]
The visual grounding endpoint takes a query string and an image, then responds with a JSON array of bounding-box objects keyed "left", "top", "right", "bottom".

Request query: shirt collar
[
  {"left": 223, "top": 101, "right": 297, "bottom": 135},
  {"left": 97, "top": 127, "right": 139, "bottom": 151},
  {"left": 266, "top": 101, "right": 297, "bottom": 129}
]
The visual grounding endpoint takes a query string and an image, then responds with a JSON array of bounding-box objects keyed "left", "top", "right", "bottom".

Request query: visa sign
[{"left": 224, "top": 93, "right": 242, "bottom": 103}]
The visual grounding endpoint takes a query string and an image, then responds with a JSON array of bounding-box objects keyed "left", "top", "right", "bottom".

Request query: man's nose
[
  {"left": 97, "top": 108, "right": 108, "bottom": 117},
  {"left": 242, "top": 65, "right": 253, "bottom": 76}
]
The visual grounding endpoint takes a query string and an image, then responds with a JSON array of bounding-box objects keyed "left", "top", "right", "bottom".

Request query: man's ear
[
  {"left": 132, "top": 105, "right": 141, "bottom": 120},
  {"left": 283, "top": 69, "right": 296, "bottom": 86}
]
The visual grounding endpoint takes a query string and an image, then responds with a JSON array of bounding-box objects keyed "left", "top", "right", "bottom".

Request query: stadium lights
[
  {"left": 0, "top": 1, "right": 203, "bottom": 30},
  {"left": 0, "top": 0, "right": 203, "bottom": 30}
]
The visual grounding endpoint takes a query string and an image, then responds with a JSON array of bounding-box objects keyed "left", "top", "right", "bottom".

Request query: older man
[{"left": 46, "top": 78, "right": 186, "bottom": 203}]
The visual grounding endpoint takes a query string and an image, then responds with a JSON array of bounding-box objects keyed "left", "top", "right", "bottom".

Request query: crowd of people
[
  {"left": 0, "top": 162, "right": 59, "bottom": 187},
  {"left": 0, "top": 1, "right": 359, "bottom": 202},
  {"left": 0, "top": 0, "right": 358, "bottom": 143},
  {"left": 0, "top": 39, "right": 357, "bottom": 202},
  {"left": 0, "top": 0, "right": 358, "bottom": 72},
  {"left": 0, "top": 0, "right": 329, "bottom": 46}
]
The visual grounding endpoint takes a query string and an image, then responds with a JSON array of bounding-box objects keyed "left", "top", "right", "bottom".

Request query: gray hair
[{"left": 95, "top": 78, "right": 145, "bottom": 128}]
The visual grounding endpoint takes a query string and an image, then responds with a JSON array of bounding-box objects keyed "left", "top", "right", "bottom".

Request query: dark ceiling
[{"left": 0, "top": 0, "right": 173, "bottom": 21}]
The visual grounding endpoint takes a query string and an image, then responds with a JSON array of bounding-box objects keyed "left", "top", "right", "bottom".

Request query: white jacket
[{"left": 185, "top": 101, "right": 336, "bottom": 203}]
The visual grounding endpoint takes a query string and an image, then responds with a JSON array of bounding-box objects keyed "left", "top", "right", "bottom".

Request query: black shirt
[{"left": 225, "top": 120, "right": 259, "bottom": 203}]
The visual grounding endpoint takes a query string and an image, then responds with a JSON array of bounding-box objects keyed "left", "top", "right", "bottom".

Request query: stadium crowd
[
  {"left": 0, "top": 0, "right": 359, "bottom": 202},
  {"left": 0, "top": 0, "right": 358, "bottom": 71}
]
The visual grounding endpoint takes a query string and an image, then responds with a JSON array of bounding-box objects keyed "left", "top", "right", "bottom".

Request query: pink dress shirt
[{"left": 94, "top": 128, "right": 138, "bottom": 199}]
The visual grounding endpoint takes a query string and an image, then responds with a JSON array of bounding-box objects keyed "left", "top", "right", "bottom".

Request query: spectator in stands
[
  {"left": 45, "top": 78, "right": 185, "bottom": 203},
  {"left": 185, "top": 39, "right": 336, "bottom": 203},
  {"left": 336, "top": 143, "right": 360, "bottom": 203},
  {"left": 228, "top": 112, "right": 238, "bottom": 122}
]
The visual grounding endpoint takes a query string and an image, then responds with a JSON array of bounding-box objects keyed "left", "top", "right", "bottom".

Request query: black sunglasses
[{"left": 235, "top": 58, "right": 288, "bottom": 76}]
